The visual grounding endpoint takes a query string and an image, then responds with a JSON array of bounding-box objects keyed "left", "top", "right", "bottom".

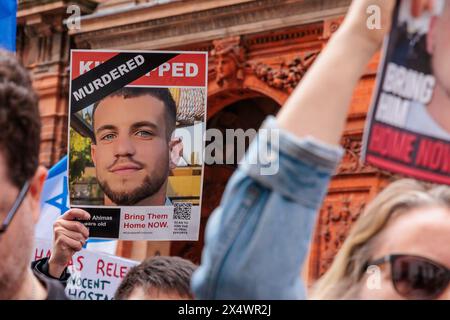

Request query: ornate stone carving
[
  {"left": 73, "top": 0, "right": 351, "bottom": 49},
  {"left": 337, "top": 136, "right": 377, "bottom": 175},
  {"left": 314, "top": 193, "right": 367, "bottom": 278},
  {"left": 211, "top": 36, "right": 246, "bottom": 87},
  {"left": 23, "top": 21, "right": 58, "bottom": 71},
  {"left": 248, "top": 51, "right": 319, "bottom": 93}
]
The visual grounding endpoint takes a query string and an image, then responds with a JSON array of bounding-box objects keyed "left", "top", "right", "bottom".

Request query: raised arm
[
  {"left": 277, "top": 0, "right": 394, "bottom": 144},
  {"left": 192, "top": 0, "right": 395, "bottom": 300}
]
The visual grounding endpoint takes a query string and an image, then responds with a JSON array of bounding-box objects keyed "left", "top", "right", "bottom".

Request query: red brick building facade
[{"left": 17, "top": 0, "right": 395, "bottom": 284}]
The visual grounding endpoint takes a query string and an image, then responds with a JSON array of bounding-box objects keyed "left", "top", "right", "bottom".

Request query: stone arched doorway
[{"left": 170, "top": 94, "right": 280, "bottom": 263}]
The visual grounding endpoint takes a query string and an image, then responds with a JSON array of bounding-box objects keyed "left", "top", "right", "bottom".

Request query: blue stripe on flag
[{"left": 47, "top": 155, "right": 68, "bottom": 179}]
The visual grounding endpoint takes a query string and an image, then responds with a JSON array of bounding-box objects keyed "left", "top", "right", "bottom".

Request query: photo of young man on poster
[
  {"left": 90, "top": 87, "right": 182, "bottom": 207},
  {"left": 399, "top": 0, "right": 450, "bottom": 139}
]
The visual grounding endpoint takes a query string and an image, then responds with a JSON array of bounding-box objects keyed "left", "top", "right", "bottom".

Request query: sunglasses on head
[{"left": 368, "top": 254, "right": 450, "bottom": 300}]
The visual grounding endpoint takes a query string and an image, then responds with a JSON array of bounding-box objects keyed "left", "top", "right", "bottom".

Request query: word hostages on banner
[{"left": 33, "top": 238, "right": 138, "bottom": 300}]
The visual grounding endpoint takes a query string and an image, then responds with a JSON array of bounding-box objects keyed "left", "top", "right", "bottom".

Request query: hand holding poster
[
  {"left": 34, "top": 238, "right": 138, "bottom": 300},
  {"left": 363, "top": 0, "right": 450, "bottom": 184},
  {"left": 68, "top": 50, "right": 207, "bottom": 240}
]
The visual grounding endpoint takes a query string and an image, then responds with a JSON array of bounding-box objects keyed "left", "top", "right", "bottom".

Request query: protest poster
[
  {"left": 68, "top": 50, "right": 207, "bottom": 240},
  {"left": 362, "top": 0, "right": 450, "bottom": 185},
  {"left": 33, "top": 238, "right": 138, "bottom": 300}
]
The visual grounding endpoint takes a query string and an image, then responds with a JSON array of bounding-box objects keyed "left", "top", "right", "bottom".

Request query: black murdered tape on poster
[{"left": 70, "top": 52, "right": 178, "bottom": 114}]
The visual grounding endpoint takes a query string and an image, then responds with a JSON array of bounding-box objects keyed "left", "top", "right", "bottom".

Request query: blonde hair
[{"left": 310, "top": 179, "right": 450, "bottom": 300}]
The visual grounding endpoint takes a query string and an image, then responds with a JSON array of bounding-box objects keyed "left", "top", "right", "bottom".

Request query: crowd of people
[{"left": 1, "top": 0, "right": 450, "bottom": 300}]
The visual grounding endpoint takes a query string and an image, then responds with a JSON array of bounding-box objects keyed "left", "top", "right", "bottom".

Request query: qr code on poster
[{"left": 174, "top": 203, "right": 192, "bottom": 220}]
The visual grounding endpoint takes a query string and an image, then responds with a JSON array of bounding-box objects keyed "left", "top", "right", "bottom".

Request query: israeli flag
[
  {"left": 35, "top": 156, "right": 69, "bottom": 240},
  {"left": 36, "top": 156, "right": 117, "bottom": 254},
  {"left": 0, "top": 0, "right": 17, "bottom": 52}
]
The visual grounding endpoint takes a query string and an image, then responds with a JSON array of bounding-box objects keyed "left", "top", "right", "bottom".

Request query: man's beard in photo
[{"left": 98, "top": 172, "right": 168, "bottom": 206}]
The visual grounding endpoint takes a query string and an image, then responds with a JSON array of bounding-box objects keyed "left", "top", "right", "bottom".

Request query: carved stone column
[{"left": 17, "top": 0, "right": 97, "bottom": 167}]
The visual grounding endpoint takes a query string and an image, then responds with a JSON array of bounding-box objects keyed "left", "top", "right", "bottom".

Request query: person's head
[
  {"left": 427, "top": 1, "right": 450, "bottom": 98},
  {"left": 114, "top": 256, "right": 197, "bottom": 300},
  {"left": 0, "top": 50, "right": 47, "bottom": 299},
  {"left": 90, "top": 87, "right": 182, "bottom": 206},
  {"left": 311, "top": 179, "right": 450, "bottom": 300}
]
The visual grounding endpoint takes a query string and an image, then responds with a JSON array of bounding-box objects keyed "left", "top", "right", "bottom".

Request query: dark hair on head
[
  {"left": 91, "top": 87, "right": 177, "bottom": 143},
  {"left": 114, "top": 256, "right": 197, "bottom": 300},
  {"left": 0, "top": 50, "right": 40, "bottom": 188}
]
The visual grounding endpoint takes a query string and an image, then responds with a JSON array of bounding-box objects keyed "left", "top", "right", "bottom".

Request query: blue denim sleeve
[{"left": 191, "top": 116, "right": 344, "bottom": 300}]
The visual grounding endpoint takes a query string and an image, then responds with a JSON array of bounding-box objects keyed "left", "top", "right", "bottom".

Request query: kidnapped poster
[{"left": 68, "top": 50, "right": 207, "bottom": 240}]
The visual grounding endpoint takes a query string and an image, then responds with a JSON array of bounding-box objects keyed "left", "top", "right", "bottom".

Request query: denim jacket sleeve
[{"left": 191, "top": 116, "right": 344, "bottom": 300}]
